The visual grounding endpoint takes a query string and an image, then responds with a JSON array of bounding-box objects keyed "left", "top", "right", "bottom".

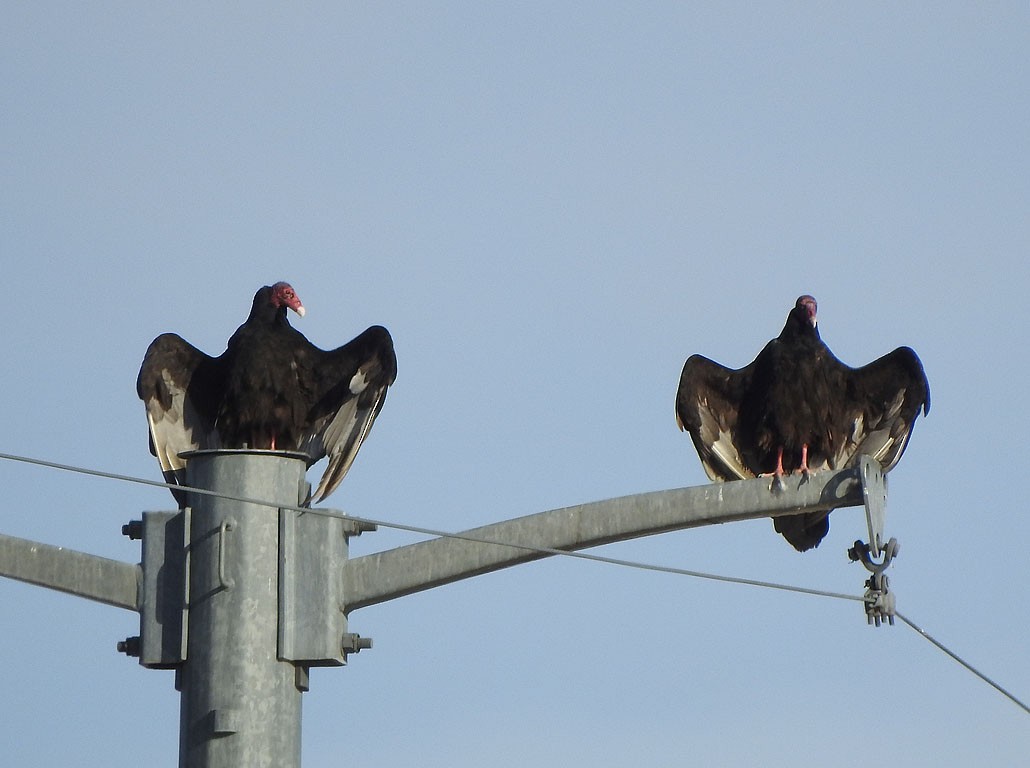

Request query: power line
[
  {"left": 1, "top": 449, "right": 1027, "bottom": 717},
  {"left": 895, "top": 611, "right": 1030, "bottom": 716},
  {"left": 0, "top": 451, "right": 864, "bottom": 601}
]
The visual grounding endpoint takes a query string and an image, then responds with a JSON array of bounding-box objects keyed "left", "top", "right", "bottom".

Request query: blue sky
[{"left": 3, "top": 4, "right": 1029, "bottom": 766}]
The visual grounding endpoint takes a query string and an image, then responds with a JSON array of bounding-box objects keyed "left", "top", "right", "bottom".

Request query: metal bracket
[
  {"left": 340, "top": 517, "right": 377, "bottom": 538},
  {"left": 857, "top": 455, "right": 887, "bottom": 558},
  {"left": 293, "top": 509, "right": 375, "bottom": 538},
  {"left": 849, "top": 537, "right": 899, "bottom": 626}
]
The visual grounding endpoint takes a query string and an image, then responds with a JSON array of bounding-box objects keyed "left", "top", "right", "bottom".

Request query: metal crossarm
[
  {"left": 344, "top": 463, "right": 874, "bottom": 612},
  {"left": 0, "top": 533, "right": 140, "bottom": 611},
  {"left": 0, "top": 452, "right": 888, "bottom": 768}
]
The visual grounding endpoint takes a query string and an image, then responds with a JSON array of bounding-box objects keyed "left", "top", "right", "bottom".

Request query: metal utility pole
[
  {"left": 0, "top": 450, "right": 890, "bottom": 767},
  {"left": 177, "top": 450, "right": 308, "bottom": 768}
]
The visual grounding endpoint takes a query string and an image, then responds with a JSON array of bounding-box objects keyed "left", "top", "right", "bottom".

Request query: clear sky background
[{"left": 3, "top": 4, "right": 1029, "bottom": 766}]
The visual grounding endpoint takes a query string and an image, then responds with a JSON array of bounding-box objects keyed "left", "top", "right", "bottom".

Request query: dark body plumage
[
  {"left": 137, "top": 283, "right": 396, "bottom": 507},
  {"left": 675, "top": 295, "right": 929, "bottom": 551}
]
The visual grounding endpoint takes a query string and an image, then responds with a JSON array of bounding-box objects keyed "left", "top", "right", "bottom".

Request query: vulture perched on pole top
[
  {"left": 675, "top": 295, "right": 929, "bottom": 552},
  {"left": 137, "top": 282, "right": 396, "bottom": 507}
]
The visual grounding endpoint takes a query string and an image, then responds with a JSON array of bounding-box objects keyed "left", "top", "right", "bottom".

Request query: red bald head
[
  {"left": 795, "top": 295, "right": 817, "bottom": 327},
  {"left": 271, "top": 282, "right": 305, "bottom": 317}
]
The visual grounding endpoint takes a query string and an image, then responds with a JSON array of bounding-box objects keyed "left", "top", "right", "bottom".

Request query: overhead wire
[
  {"left": 1, "top": 449, "right": 1027, "bottom": 716},
  {"left": 0, "top": 451, "right": 864, "bottom": 602},
  {"left": 894, "top": 611, "right": 1030, "bottom": 715}
]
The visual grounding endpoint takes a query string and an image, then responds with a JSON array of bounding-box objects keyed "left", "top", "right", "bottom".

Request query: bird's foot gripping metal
[{"left": 849, "top": 537, "right": 898, "bottom": 627}]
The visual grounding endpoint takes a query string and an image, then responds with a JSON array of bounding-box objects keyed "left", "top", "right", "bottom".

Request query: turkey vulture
[
  {"left": 137, "top": 282, "right": 396, "bottom": 507},
  {"left": 675, "top": 295, "right": 929, "bottom": 551}
]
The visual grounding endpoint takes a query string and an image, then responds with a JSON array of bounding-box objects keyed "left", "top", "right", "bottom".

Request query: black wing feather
[
  {"left": 675, "top": 354, "right": 756, "bottom": 481},
  {"left": 136, "top": 333, "right": 221, "bottom": 506},
  {"left": 837, "top": 346, "right": 930, "bottom": 472},
  {"left": 296, "top": 325, "right": 397, "bottom": 503}
]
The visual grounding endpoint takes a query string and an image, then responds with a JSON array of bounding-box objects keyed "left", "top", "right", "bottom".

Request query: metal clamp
[
  {"left": 849, "top": 537, "right": 898, "bottom": 626},
  {"left": 857, "top": 455, "right": 887, "bottom": 558},
  {"left": 340, "top": 517, "right": 378, "bottom": 538}
]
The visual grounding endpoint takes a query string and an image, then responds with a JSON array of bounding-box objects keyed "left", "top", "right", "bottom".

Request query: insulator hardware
[
  {"left": 849, "top": 537, "right": 899, "bottom": 627},
  {"left": 861, "top": 572, "right": 896, "bottom": 627}
]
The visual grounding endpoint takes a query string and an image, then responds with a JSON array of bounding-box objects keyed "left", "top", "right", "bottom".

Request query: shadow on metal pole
[{"left": 178, "top": 450, "right": 308, "bottom": 768}]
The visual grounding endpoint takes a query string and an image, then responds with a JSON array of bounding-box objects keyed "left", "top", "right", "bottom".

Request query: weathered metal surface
[
  {"left": 344, "top": 465, "right": 870, "bottom": 612},
  {"left": 139, "top": 510, "right": 187, "bottom": 668},
  {"left": 178, "top": 450, "right": 307, "bottom": 768},
  {"left": 858, "top": 455, "right": 888, "bottom": 557},
  {"left": 278, "top": 507, "right": 349, "bottom": 666},
  {"left": 0, "top": 532, "right": 139, "bottom": 611}
]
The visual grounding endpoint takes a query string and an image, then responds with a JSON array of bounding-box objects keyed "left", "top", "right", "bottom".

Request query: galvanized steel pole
[
  {"left": 0, "top": 451, "right": 893, "bottom": 765},
  {"left": 344, "top": 460, "right": 879, "bottom": 612},
  {"left": 178, "top": 450, "right": 309, "bottom": 768}
]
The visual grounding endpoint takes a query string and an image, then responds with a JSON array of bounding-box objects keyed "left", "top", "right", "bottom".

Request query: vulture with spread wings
[
  {"left": 137, "top": 282, "right": 396, "bottom": 507},
  {"left": 675, "top": 295, "right": 929, "bottom": 551}
]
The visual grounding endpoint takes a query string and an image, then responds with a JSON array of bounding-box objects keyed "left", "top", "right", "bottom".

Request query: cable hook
[{"left": 849, "top": 537, "right": 898, "bottom": 626}]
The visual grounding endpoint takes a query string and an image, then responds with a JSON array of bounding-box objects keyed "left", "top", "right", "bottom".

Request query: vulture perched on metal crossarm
[
  {"left": 675, "top": 295, "right": 929, "bottom": 551},
  {"left": 137, "top": 282, "right": 396, "bottom": 507}
]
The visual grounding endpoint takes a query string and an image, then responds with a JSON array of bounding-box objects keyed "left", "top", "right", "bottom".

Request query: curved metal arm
[{"left": 344, "top": 463, "right": 871, "bottom": 612}]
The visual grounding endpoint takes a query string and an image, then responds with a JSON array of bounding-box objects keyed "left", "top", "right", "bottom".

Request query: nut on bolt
[
  {"left": 122, "top": 520, "right": 144, "bottom": 540},
  {"left": 341, "top": 633, "right": 372, "bottom": 654},
  {"left": 117, "top": 636, "right": 141, "bottom": 657}
]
